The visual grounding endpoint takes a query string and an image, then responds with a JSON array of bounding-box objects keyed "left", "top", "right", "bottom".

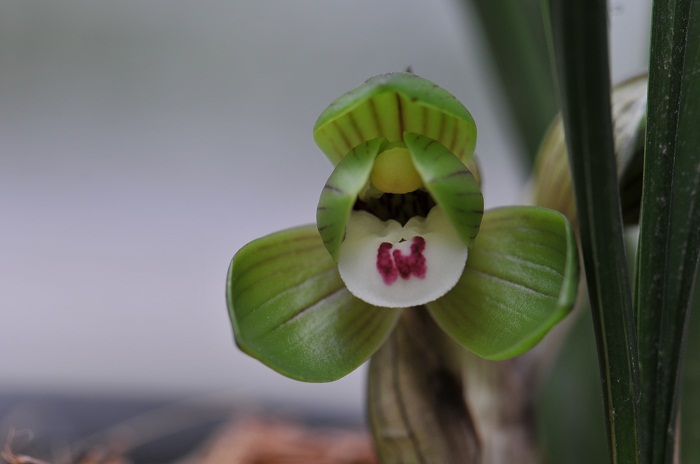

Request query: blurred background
[{"left": 1, "top": 0, "right": 650, "bottom": 437}]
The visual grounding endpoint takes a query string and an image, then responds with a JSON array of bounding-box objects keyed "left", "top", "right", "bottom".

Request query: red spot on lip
[
  {"left": 376, "top": 242, "right": 397, "bottom": 285},
  {"left": 376, "top": 236, "right": 427, "bottom": 285}
]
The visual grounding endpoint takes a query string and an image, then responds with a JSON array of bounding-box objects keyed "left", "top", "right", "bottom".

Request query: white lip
[{"left": 338, "top": 206, "right": 468, "bottom": 308}]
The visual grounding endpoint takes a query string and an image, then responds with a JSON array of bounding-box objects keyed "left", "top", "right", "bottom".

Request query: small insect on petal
[{"left": 338, "top": 206, "right": 468, "bottom": 308}]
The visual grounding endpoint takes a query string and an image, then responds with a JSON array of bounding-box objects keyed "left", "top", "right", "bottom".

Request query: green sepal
[
  {"left": 227, "top": 225, "right": 401, "bottom": 382},
  {"left": 316, "top": 138, "right": 384, "bottom": 261},
  {"left": 426, "top": 206, "right": 578, "bottom": 359},
  {"left": 313, "top": 72, "right": 477, "bottom": 165},
  {"left": 404, "top": 132, "right": 484, "bottom": 246}
]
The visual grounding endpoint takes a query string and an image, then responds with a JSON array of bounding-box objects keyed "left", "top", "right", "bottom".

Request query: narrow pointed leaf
[
  {"left": 227, "top": 225, "right": 401, "bottom": 382},
  {"left": 637, "top": 1, "right": 700, "bottom": 462},
  {"left": 404, "top": 132, "right": 484, "bottom": 246},
  {"left": 460, "top": 0, "right": 556, "bottom": 165},
  {"left": 682, "top": 270, "right": 700, "bottom": 462},
  {"left": 426, "top": 206, "right": 578, "bottom": 359},
  {"left": 317, "top": 138, "right": 384, "bottom": 260},
  {"left": 545, "top": 0, "right": 643, "bottom": 461}
]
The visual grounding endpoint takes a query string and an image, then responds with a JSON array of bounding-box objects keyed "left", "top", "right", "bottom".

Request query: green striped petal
[
  {"left": 227, "top": 225, "right": 401, "bottom": 382},
  {"left": 314, "top": 72, "right": 477, "bottom": 165},
  {"left": 316, "top": 138, "right": 384, "bottom": 261},
  {"left": 405, "top": 132, "right": 484, "bottom": 246},
  {"left": 426, "top": 206, "right": 579, "bottom": 359}
]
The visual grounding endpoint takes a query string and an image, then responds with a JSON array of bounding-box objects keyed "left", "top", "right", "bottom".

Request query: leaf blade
[
  {"left": 459, "top": 0, "right": 557, "bottom": 164},
  {"left": 637, "top": 1, "right": 700, "bottom": 462},
  {"left": 544, "top": 0, "right": 643, "bottom": 461}
]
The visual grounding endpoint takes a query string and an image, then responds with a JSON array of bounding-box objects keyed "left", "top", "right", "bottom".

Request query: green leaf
[
  {"left": 426, "top": 206, "right": 578, "bottom": 359},
  {"left": 404, "top": 132, "right": 484, "bottom": 246},
  {"left": 544, "top": 0, "right": 643, "bottom": 461},
  {"left": 227, "top": 225, "right": 401, "bottom": 382},
  {"left": 459, "top": 0, "right": 557, "bottom": 165},
  {"left": 316, "top": 138, "right": 384, "bottom": 261},
  {"left": 636, "top": 1, "right": 700, "bottom": 462},
  {"left": 682, "top": 270, "right": 700, "bottom": 462},
  {"left": 537, "top": 306, "right": 609, "bottom": 464}
]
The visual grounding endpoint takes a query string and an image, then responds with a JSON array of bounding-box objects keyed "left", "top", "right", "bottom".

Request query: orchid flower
[{"left": 227, "top": 73, "right": 579, "bottom": 382}]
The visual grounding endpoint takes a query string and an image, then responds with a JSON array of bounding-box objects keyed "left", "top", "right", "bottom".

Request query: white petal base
[{"left": 338, "top": 206, "right": 468, "bottom": 308}]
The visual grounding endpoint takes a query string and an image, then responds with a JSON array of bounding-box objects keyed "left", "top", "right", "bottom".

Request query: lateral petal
[
  {"left": 426, "top": 206, "right": 579, "bottom": 359},
  {"left": 227, "top": 225, "right": 401, "bottom": 382}
]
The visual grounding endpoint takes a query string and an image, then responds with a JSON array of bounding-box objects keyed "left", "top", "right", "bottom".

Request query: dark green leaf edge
[
  {"left": 544, "top": 0, "right": 643, "bottom": 462},
  {"left": 636, "top": 1, "right": 700, "bottom": 462}
]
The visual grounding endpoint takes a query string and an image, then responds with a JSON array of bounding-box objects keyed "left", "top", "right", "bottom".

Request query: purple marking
[
  {"left": 376, "top": 242, "right": 398, "bottom": 285},
  {"left": 376, "top": 236, "right": 427, "bottom": 285}
]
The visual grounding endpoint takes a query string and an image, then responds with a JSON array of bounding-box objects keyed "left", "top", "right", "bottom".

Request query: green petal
[
  {"left": 316, "top": 138, "right": 384, "bottom": 261},
  {"left": 227, "top": 225, "right": 401, "bottom": 382},
  {"left": 404, "top": 132, "right": 484, "bottom": 246},
  {"left": 426, "top": 206, "right": 579, "bottom": 359}
]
